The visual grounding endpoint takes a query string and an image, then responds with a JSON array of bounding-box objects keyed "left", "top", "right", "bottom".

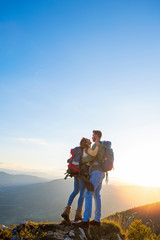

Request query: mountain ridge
[
  {"left": 105, "top": 201, "right": 160, "bottom": 235},
  {"left": 0, "top": 171, "right": 49, "bottom": 188},
  {"left": 0, "top": 176, "right": 159, "bottom": 226}
]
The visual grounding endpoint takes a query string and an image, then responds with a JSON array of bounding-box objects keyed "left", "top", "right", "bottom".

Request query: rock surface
[{"left": 0, "top": 220, "right": 125, "bottom": 240}]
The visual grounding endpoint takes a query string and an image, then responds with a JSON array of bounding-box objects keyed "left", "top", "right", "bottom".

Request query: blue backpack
[{"left": 99, "top": 141, "right": 114, "bottom": 172}]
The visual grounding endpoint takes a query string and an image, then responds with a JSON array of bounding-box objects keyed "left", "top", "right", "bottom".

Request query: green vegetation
[
  {"left": 0, "top": 220, "right": 125, "bottom": 240},
  {"left": 126, "top": 219, "right": 160, "bottom": 240},
  {"left": 16, "top": 222, "right": 47, "bottom": 239},
  {"left": 105, "top": 202, "right": 160, "bottom": 236},
  {"left": 0, "top": 222, "right": 47, "bottom": 240},
  {"left": 0, "top": 226, "right": 13, "bottom": 240},
  {"left": 1, "top": 219, "right": 160, "bottom": 240},
  {"left": 90, "top": 220, "right": 125, "bottom": 240}
]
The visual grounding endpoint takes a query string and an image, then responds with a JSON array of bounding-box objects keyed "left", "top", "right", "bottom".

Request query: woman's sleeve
[{"left": 87, "top": 146, "right": 99, "bottom": 157}]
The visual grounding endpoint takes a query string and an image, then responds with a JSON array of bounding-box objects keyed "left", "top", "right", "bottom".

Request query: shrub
[
  {"left": 126, "top": 219, "right": 159, "bottom": 240},
  {"left": 16, "top": 222, "right": 46, "bottom": 240},
  {"left": 0, "top": 225, "right": 15, "bottom": 240}
]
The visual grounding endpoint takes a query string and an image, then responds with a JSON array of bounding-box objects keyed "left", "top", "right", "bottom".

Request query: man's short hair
[{"left": 93, "top": 130, "right": 102, "bottom": 139}]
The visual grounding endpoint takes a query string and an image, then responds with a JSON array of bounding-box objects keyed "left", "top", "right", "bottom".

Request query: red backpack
[{"left": 64, "top": 147, "right": 83, "bottom": 179}]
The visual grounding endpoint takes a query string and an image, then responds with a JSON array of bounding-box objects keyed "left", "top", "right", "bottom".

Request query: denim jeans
[
  {"left": 83, "top": 170, "right": 105, "bottom": 222},
  {"left": 67, "top": 177, "right": 85, "bottom": 210}
]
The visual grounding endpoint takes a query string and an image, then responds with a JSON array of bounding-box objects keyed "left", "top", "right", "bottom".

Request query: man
[{"left": 73, "top": 130, "right": 105, "bottom": 228}]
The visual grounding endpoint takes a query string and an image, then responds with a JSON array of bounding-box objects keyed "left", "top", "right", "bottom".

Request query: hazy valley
[{"left": 0, "top": 172, "right": 160, "bottom": 227}]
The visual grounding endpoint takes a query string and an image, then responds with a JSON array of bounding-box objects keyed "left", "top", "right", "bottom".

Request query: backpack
[
  {"left": 99, "top": 141, "right": 114, "bottom": 172},
  {"left": 64, "top": 147, "right": 83, "bottom": 179},
  {"left": 64, "top": 146, "right": 95, "bottom": 191}
]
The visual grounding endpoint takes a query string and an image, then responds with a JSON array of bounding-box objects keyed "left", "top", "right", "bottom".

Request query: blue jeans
[
  {"left": 67, "top": 177, "right": 85, "bottom": 210},
  {"left": 83, "top": 170, "right": 105, "bottom": 222}
]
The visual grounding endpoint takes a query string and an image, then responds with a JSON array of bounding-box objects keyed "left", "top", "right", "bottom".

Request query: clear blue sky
[{"left": 0, "top": 0, "right": 160, "bottom": 185}]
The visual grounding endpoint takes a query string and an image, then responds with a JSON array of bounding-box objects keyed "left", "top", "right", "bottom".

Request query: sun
[
  {"left": 130, "top": 175, "right": 160, "bottom": 187},
  {"left": 114, "top": 156, "right": 160, "bottom": 188},
  {"left": 114, "top": 136, "right": 160, "bottom": 188}
]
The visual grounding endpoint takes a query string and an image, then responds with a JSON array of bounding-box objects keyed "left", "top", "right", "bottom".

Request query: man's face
[{"left": 92, "top": 133, "right": 96, "bottom": 142}]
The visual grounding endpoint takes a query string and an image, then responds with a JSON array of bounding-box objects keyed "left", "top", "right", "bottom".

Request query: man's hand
[{"left": 96, "top": 142, "right": 100, "bottom": 147}]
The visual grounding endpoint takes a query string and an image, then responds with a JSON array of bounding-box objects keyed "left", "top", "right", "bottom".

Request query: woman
[{"left": 61, "top": 137, "right": 99, "bottom": 222}]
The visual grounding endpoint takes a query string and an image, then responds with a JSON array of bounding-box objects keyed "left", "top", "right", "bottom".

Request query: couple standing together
[{"left": 61, "top": 130, "right": 106, "bottom": 228}]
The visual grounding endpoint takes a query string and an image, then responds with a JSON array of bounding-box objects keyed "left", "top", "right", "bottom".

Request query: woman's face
[{"left": 86, "top": 138, "right": 91, "bottom": 146}]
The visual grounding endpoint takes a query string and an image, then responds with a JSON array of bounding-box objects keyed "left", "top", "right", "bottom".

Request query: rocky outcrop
[{"left": 0, "top": 220, "right": 125, "bottom": 240}]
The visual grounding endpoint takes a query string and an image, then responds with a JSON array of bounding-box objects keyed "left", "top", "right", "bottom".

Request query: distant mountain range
[
  {"left": 0, "top": 168, "right": 55, "bottom": 179},
  {"left": 0, "top": 172, "right": 160, "bottom": 227},
  {"left": 0, "top": 171, "right": 48, "bottom": 188},
  {"left": 105, "top": 201, "right": 160, "bottom": 235}
]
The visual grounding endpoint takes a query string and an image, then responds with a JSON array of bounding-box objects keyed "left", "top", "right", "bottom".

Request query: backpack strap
[{"left": 92, "top": 141, "right": 103, "bottom": 164}]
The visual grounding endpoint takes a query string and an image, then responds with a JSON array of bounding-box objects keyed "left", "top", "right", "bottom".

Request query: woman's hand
[{"left": 85, "top": 148, "right": 88, "bottom": 154}]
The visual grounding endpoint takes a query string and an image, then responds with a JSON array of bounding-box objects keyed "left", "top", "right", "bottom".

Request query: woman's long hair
[{"left": 80, "top": 138, "right": 89, "bottom": 149}]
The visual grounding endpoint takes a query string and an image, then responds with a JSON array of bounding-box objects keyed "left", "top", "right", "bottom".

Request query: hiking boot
[
  {"left": 89, "top": 220, "right": 101, "bottom": 226},
  {"left": 72, "top": 220, "right": 89, "bottom": 229},
  {"left": 61, "top": 206, "right": 71, "bottom": 222},
  {"left": 74, "top": 209, "right": 83, "bottom": 221}
]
